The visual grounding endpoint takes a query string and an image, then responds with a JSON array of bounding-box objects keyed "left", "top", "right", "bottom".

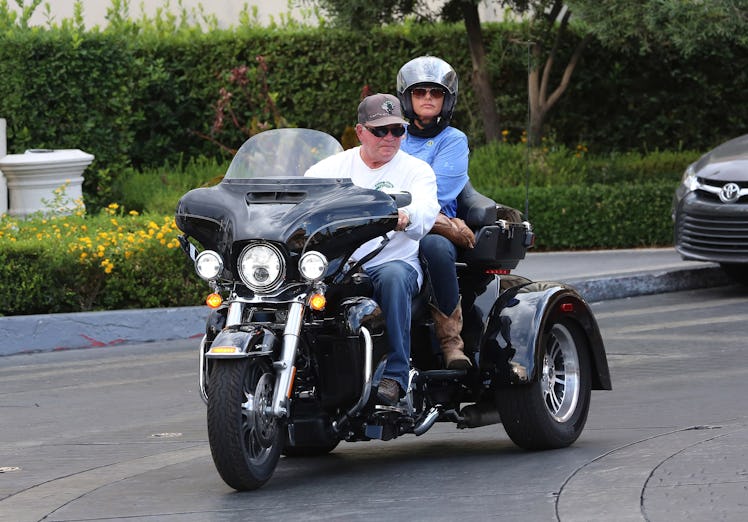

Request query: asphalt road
[{"left": 1, "top": 284, "right": 747, "bottom": 521}]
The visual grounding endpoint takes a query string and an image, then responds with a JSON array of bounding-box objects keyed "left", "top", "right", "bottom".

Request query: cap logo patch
[{"left": 381, "top": 99, "right": 395, "bottom": 114}]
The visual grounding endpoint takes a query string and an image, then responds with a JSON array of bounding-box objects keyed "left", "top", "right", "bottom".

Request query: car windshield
[{"left": 223, "top": 128, "right": 344, "bottom": 180}]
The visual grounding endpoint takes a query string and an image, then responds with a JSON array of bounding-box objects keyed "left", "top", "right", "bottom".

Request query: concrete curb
[
  {"left": 1, "top": 306, "right": 208, "bottom": 356},
  {"left": 0, "top": 265, "right": 732, "bottom": 357},
  {"left": 567, "top": 265, "right": 732, "bottom": 303}
]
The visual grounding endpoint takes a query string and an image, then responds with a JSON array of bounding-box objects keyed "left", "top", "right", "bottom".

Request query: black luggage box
[{"left": 459, "top": 222, "right": 533, "bottom": 270}]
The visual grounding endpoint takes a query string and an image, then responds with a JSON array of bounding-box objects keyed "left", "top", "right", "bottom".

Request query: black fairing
[{"left": 176, "top": 178, "right": 399, "bottom": 271}]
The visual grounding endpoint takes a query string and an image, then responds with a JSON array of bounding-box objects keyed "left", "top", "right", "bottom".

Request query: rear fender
[
  {"left": 205, "top": 327, "right": 278, "bottom": 359},
  {"left": 479, "top": 280, "right": 611, "bottom": 390}
]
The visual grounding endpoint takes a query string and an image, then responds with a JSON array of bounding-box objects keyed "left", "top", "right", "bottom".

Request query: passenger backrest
[{"left": 456, "top": 181, "right": 522, "bottom": 228}]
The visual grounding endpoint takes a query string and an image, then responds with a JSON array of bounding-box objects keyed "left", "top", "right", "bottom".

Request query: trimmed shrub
[
  {"left": 2, "top": 18, "right": 746, "bottom": 211},
  {"left": 0, "top": 208, "right": 204, "bottom": 315},
  {"left": 482, "top": 181, "right": 677, "bottom": 251}
]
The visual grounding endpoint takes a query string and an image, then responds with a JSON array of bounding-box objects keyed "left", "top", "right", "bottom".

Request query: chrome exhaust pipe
[
  {"left": 414, "top": 406, "right": 441, "bottom": 436},
  {"left": 458, "top": 402, "right": 501, "bottom": 428}
]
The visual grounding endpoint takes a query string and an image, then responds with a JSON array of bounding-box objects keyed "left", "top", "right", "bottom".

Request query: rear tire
[
  {"left": 496, "top": 319, "right": 591, "bottom": 450},
  {"left": 207, "top": 358, "right": 282, "bottom": 491}
]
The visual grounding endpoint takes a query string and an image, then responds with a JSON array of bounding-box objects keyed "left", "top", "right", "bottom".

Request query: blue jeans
[
  {"left": 365, "top": 260, "right": 419, "bottom": 392},
  {"left": 420, "top": 234, "right": 459, "bottom": 315}
]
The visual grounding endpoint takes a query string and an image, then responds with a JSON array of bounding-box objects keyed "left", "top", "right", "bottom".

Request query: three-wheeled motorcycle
[{"left": 175, "top": 128, "right": 611, "bottom": 491}]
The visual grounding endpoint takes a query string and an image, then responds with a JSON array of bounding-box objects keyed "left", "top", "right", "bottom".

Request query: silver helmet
[{"left": 396, "top": 56, "right": 458, "bottom": 121}]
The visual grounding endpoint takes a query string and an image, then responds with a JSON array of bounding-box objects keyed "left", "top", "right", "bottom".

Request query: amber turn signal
[
  {"left": 309, "top": 293, "right": 326, "bottom": 311},
  {"left": 206, "top": 293, "right": 223, "bottom": 308}
]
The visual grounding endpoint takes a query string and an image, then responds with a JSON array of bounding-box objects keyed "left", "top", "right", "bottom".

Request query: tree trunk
[
  {"left": 460, "top": 1, "right": 501, "bottom": 143},
  {"left": 526, "top": 9, "right": 592, "bottom": 147}
]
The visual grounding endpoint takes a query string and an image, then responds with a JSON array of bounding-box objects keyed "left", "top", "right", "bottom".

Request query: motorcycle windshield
[
  {"left": 224, "top": 128, "right": 344, "bottom": 180},
  {"left": 176, "top": 128, "right": 399, "bottom": 268}
]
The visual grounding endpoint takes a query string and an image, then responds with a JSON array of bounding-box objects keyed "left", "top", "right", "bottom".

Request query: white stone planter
[
  {"left": 0, "top": 171, "right": 6, "bottom": 216},
  {"left": 0, "top": 118, "right": 6, "bottom": 215},
  {"left": 0, "top": 149, "right": 94, "bottom": 217}
]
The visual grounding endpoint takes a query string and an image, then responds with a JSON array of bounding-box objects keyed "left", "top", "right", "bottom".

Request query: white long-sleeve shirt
[{"left": 305, "top": 147, "right": 439, "bottom": 287}]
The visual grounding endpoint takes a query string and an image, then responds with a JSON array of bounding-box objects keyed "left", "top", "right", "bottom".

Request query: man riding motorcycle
[{"left": 305, "top": 93, "right": 440, "bottom": 405}]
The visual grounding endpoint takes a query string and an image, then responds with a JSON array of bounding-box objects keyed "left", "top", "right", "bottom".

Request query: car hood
[{"left": 693, "top": 134, "right": 748, "bottom": 181}]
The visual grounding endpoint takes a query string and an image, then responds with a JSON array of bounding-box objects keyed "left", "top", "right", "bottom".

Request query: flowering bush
[{"left": 0, "top": 202, "right": 204, "bottom": 315}]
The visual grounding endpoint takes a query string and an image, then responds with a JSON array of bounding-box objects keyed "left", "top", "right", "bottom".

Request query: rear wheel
[
  {"left": 496, "top": 319, "right": 591, "bottom": 449},
  {"left": 207, "top": 358, "right": 282, "bottom": 491},
  {"left": 720, "top": 263, "right": 748, "bottom": 285}
]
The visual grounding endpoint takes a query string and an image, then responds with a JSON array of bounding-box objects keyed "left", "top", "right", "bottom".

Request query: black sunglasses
[
  {"left": 365, "top": 125, "right": 406, "bottom": 138},
  {"left": 411, "top": 87, "right": 446, "bottom": 99}
]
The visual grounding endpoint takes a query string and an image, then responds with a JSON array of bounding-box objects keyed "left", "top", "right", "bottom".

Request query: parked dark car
[{"left": 673, "top": 135, "right": 748, "bottom": 285}]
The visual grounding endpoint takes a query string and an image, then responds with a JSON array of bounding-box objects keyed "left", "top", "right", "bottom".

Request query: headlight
[
  {"left": 238, "top": 243, "right": 285, "bottom": 292},
  {"left": 195, "top": 250, "right": 223, "bottom": 281},
  {"left": 299, "top": 251, "right": 328, "bottom": 282},
  {"left": 681, "top": 164, "right": 699, "bottom": 192}
]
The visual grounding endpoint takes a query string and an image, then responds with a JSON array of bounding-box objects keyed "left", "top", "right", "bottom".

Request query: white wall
[
  {"left": 12, "top": 0, "right": 312, "bottom": 28},
  {"left": 13, "top": 0, "right": 502, "bottom": 28}
]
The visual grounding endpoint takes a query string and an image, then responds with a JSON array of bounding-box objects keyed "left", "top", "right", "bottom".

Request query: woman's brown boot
[{"left": 430, "top": 298, "right": 472, "bottom": 370}]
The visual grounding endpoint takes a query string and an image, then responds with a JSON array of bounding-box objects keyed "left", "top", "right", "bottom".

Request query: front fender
[
  {"left": 206, "top": 327, "right": 278, "bottom": 359},
  {"left": 479, "top": 278, "right": 611, "bottom": 390}
]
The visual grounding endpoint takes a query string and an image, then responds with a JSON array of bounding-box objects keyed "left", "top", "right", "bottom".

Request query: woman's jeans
[
  {"left": 365, "top": 260, "right": 419, "bottom": 392},
  {"left": 420, "top": 234, "right": 459, "bottom": 315}
]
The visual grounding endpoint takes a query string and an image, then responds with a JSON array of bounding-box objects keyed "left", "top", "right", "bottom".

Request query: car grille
[
  {"left": 696, "top": 178, "right": 748, "bottom": 203},
  {"left": 677, "top": 212, "right": 748, "bottom": 256}
]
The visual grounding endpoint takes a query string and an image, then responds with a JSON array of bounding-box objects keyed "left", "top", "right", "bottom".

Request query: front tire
[
  {"left": 496, "top": 319, "right": 591, "bottom": 450},
  {"left": 207, "top": 358, "right": 282, "bottom": 491}
]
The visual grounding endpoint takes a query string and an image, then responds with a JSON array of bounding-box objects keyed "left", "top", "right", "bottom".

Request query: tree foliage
[
  {"left": 296, "top": 0, "right": 439, "bottom": 30},
  {"left": 567, "top": 0, "right": 748, "bottom": 56},
  {"left": 299, "top": 0, "right": 748, "bottom": 145}
]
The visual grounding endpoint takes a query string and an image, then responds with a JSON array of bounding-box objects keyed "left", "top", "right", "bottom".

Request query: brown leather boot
[{"left": 430, "top": 298, "right": 472, "bottom": 370}]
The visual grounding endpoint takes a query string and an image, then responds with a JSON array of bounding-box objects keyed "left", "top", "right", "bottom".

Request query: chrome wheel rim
[
  {"left": 241, "top": 368, "right": 277, "bottom": 464},
  {"left": 541, "top": 323, "right": 580, "bottom": 422}
]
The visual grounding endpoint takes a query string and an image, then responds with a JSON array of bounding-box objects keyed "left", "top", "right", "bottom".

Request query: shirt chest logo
[{"left": 374, "top": 181, "right": 395, "bottom": 191}]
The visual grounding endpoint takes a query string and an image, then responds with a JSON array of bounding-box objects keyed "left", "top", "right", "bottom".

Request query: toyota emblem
[{"left": 719, "top": 182, "right": 740, "bottom": 203}]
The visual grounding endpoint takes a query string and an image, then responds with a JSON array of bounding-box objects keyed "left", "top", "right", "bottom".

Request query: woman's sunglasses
[
  {"left": 365, "top": 125, "right": 406, "bottom": 138},
  {"left": 411, "top": 87, "right": 446, "bottom": 99}
]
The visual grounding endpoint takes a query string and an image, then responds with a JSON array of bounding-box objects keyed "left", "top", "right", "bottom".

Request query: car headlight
[
  {"left": 195, "top": 250, "right": 223, "bottom": 281},
  {"left": 238, "top": 243, "right": 285, "bottom": 292},
  {"left": 681, "top": 164, "right": 699, "bottom": 192},
  {"left": 299, "top": 251, "right": 328, "bottom": 282}
]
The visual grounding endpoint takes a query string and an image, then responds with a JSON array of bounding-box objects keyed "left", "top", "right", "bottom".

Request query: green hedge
[
  {"left": 485, "top": 181, "right": 676, "bottom": 251},
  {"left": 0, "top": 28, "right": 148, "bottom": 210},
  {"left": 0, "top": 210, "right": 205, "bottom": 316},
  {"left": 0, "top": 179, "right": 678, "bottom": 316},
  {"left": 0, "top": 241, "right": 203, "bottom": 315},
  {"left": 1, "top": 20, "right": 746, "bottom": 212}
]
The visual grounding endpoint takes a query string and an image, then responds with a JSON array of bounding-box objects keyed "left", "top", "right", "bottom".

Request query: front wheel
[
  {"left": 496, "top": 319, "right": 591, "bottom": 450},
  {"left": 207, "top": 358, "right": 282, "bottom": 491}
]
